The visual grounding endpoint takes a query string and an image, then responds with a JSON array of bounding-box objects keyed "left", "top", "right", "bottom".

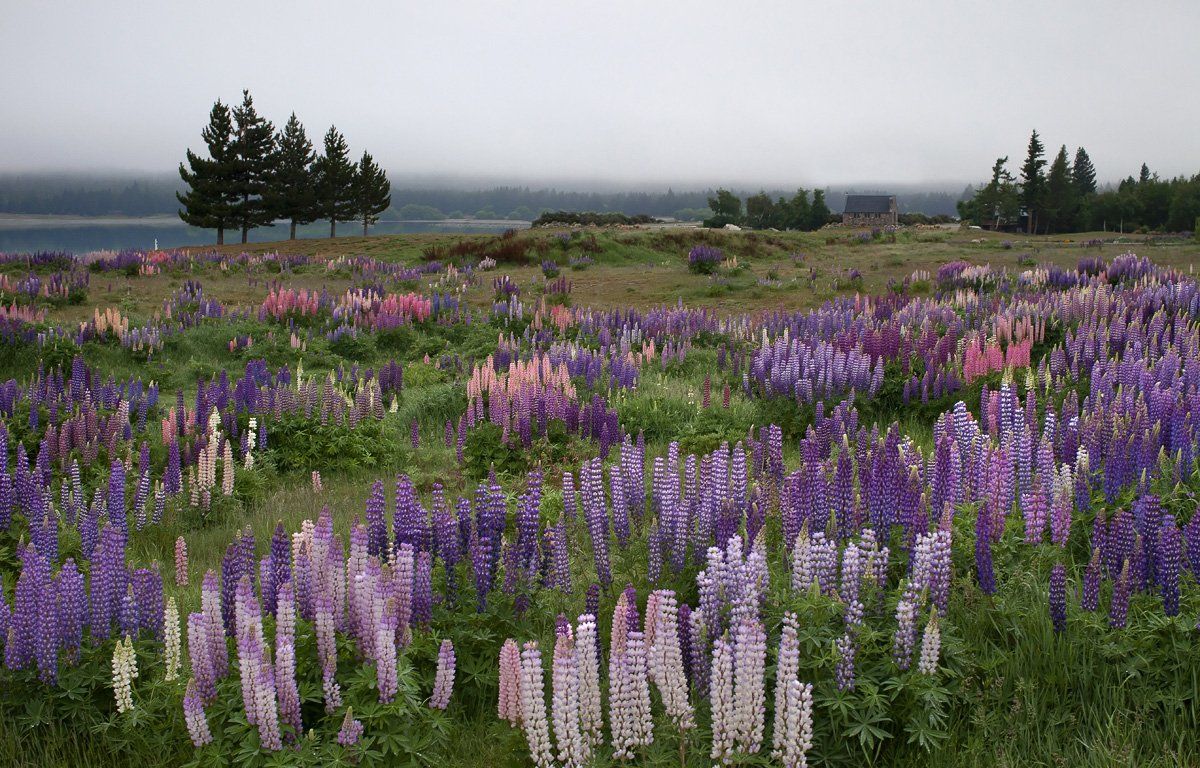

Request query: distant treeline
[
  {"left": 0, "top": 176, "right": 181, "bottom": 217},
  {"left": 532, "top": 211, "right": 659, "bottom": 227},
  {"left": 959, "top": 131, "right": 1200, "bottom": 234},
  {"left": 0, "top": 177, "right": 966, "bottom": 222}
]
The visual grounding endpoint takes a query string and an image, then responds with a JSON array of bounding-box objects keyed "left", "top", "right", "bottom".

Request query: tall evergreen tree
[
  {"left": 229, "top": 90, "right": 276, "bottom": 243},
  {"left": 1139, "top": 163, "right": 1151, "bottom": 185},
  {"left": 809, "top": 189, "right": 831, "bottom": 230},
  {"left": 269, "top": 113, "right": 317, "bottom": 240},
  {"left": 353, "top": 151, "right": 391, "bottom": 236},
  {"left": 177, "top": 100, "right": 237, "bottom": 245},
  {"left": 1072, "top": 147, "right": 1097, "bottom": 196},
  {"left": 312, "top": 126, "right": 358, "bottom": 238},
  {"left": 785, "top": 188, "right": 811, "bottom": 230},
  {"left": 1020, "top": 130, "right": 1047, "bottom": 233},
  {"left": 1044, "top": 145, "right": 1077, "bottom": 233}
]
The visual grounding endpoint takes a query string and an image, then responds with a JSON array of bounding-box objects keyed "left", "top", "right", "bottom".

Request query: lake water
[{"left": 0, "top": 215, "right": 532, "bottom": 253}]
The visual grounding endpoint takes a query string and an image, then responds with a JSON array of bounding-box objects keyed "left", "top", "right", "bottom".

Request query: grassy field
[{"left": 0, "top": 225, "right": 1197, "bottom": 767}]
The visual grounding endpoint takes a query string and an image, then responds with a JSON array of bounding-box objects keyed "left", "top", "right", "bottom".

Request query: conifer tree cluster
[
  {"left": 178, "top": 92, "right": 391, "bottom": 243},
  {"left": 959, "top": 130, "right": 1200, "bottom": 234}
]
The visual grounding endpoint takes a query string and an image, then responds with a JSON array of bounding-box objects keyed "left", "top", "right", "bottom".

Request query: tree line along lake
[{"left": 0, "top": 214, "right": 531, "bottom": 252}]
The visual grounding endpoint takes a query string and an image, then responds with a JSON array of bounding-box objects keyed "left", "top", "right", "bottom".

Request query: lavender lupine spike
[
  {"left": 709, "top": 636, "right": 735, "bottom": 764},
  {"left": 1081, "top": 548, "right": 1102, "bottom": 612},
  {"left": 183, "top": 678, "right": 214, "bottom": 747},
  {"left": 337, "top": 708, "right": 364, "bottom": 747},
  {"left": 609, "top": 627, "right": 653, "bottom": 760},
  {"left": 430, "top": 639, "right": 456, "bottom": 710}
]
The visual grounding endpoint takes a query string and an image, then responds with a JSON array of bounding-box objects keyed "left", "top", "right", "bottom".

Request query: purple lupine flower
[
  {"left": 132, "top": 566, "right": 164, "bottom": 640},
  {"left": 1049, "top": 563, "right": 1067, "bottom": 633},
  {"left": 1081, "top": 548, "right": 1102, "bottom": 612},
  {"left": 1109, "top": 560, "right": 1131, "bottom": 629},
  {"left": 337, "top": 708, "right": 364, "bottom": 747},
  {"left": 90, "top": 524, "right": 128, "bottom": 641},
  {"left": 365, "top": 480, "right": 388, "bottom": 560},
  {"left": 183, "top": 678, "right": 214, "bottom": 747},
  {"left": 107, "top": 458, "right": 126, "bottom": 533},
  {"left": 430, "top": 639, "right": 456, "bottom": 710},
  {"left": 275, "top": 581, "right": 302, "bottom": 739},
  {"left": 1157, "top": 515, "right": 1182, "bottom": 617}
]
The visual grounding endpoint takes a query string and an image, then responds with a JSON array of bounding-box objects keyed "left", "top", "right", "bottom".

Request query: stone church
[{"left": 842, "top": 195, "right": 898, "bottom": 227}]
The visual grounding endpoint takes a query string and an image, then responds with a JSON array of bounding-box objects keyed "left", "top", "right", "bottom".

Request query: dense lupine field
[{"left": 0, "top": 230, "right": 1198, "bottom": 767}]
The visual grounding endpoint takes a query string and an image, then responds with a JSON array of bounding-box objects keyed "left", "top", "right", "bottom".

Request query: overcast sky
[{"left": 2, "top": 0, "right": 1198, "bottom": 188}]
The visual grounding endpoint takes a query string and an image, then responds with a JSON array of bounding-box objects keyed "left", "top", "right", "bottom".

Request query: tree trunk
[
  {"left": 241, "top": 225, "right": 249, "bottom": 244},
  {"left": 362, "top": 217, "right": 368, "bottom": 237},
  {"left": 330, "top": 220, "right": 336, "bottom": 238},
  {"left": 217, "top": 227, "right": 224, "bottom": 246},
  {"left": 290, "top": 220, "right": 297, "bottom": 240}
]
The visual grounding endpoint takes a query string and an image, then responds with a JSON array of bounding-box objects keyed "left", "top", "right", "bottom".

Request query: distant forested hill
[{"left": 0, "top": 174, "right": 966, "bottom": 220}]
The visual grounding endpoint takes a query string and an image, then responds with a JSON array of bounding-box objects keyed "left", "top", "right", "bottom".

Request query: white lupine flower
[
  {"left": 778, "top": 678, "right": 814, "bottom": 768},
  {"left": 918, "top": 612, "right": 941, "bottom": 675},
  {"left": 772, "top": 612, "right": 800, "bottom": 760},
  {"left": 574, "top": 616, "right": 603, "bottom": 746},
  {"left": 733, "top": 618, "right": 766, "bottom": 755},
  {"left": 112, "top": 635, "right": 138, "bottom": 713},
  {"left": 648, "top": 590, "right": 694, "bottom": 733},
  {"left": 519, "top": 641, "right": 555, "bottom": 768},
  {"left": 551, "top": 633, "right": 587, "bottom": 767},
  {"left": 163, "top": 597, "right": 182, "bottom": 681},
  {"left": 221, "top": 439, "right": 235, "bottom": 496},
  {"left": 610, "top": 631, "right": 653, "bottom": 760}
]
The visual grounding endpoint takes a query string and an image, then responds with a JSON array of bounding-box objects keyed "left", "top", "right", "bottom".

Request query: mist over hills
[{"left": 0, "top": 172, "right": 968, "bottom": 221}]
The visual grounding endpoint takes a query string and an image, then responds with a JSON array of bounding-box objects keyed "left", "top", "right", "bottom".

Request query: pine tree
[
  {"left": 353, "top": 151, "right": 391, "bottom": 236},
  {"left": 1139, "top": 163, "right": 1151, "bottom": 185},
  {"left": 1045, "top": 145, "right": 1077, "bottom": 234},
  {"left": 312, "top": 126, "right": 357, "bottom": 238},
  {"left": 229, "top": 90, "right": 277, "bottom": 243},
  {"left": 177, "top": 100, "right": 237, "bottom": 245},
  {"left": 809, "top": 189, "right": 831, "bottom": 230},
  {"left": 1072, "top": 147, "right": 1097, "bottom": 196},
  {"left": 786, "top": 189, "right": 811, "bottom": 230},
  {"left": 269, "top": 113, "right": 317, "bottom": 240},
  {"left": 1020, "top": 130, "right": 1047, "bottom": 233}
]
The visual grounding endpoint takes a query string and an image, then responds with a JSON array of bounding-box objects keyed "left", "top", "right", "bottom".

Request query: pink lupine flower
[
  {"left": 498, "top": 638, "right": 522, "bottom": 726},
  {"left": 174, "top": 536, "right": 188, "bottom": 587}
]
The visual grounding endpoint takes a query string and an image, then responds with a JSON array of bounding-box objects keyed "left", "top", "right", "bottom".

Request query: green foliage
[{"left": 266, "top": 414, "right": 404, "bottom": 472}]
